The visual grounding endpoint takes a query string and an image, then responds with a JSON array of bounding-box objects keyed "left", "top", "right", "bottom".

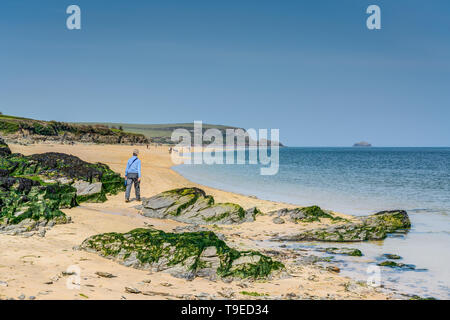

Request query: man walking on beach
[{"left": 125, "top": 149, "right": 141, "bottom": 202}]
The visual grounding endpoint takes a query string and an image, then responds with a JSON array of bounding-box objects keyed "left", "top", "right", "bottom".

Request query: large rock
[
  {"left": 275, "top": 210, "right": 411, "bottom": 242},
  {"left": 140, "top": 187, "right": 260, "bottom": 225},
  {"left": 0, "top": 139, "right": 124, "bottom": 235},
  {"left": 268, "top": 205, "right": 346, "bottom": 223},
  {"left": 0, "top": 176, "right": 74, "bottom": 236},
  {"left": 78, "top": 228, "right": 285, "bottom": 280}
]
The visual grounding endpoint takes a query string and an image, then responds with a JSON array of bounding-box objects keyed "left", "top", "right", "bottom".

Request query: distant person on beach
[{"left": 125, "top": 149, "right": 141, "bottom": 202}]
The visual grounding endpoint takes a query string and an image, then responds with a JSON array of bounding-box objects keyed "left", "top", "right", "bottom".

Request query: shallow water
[{"left": 174, "top": 147, "right": 450, "bottom": 299}]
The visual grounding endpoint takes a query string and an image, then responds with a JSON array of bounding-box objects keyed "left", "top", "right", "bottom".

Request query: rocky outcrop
[
  {"left": 275, "top": 210, "right": 411, "bottom": 242},
  {"left": 0, "top": 114, "right": 149, "bottom": 145},
  {"left": 139, "top": 187, "right": 260, "bottom": 225},
  {"left": 0, "top": 176, "right": 74, "bottom": 236},
  {"left": 78, "top": 228, "right": 285, "bottom": 281},
  {"left": 3, "top": 151, "right": 124, "bottom": 202},
  {"left": 268, "top": 205, "right": 346, "bottom": 223},
  {"left": 0, "top": 139, "right": 124, "bottom": 236}
]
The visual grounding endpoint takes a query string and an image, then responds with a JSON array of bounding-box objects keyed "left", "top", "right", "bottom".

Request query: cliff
[{"left": 0, "top": 114, "right": 149, "bottom": 145}]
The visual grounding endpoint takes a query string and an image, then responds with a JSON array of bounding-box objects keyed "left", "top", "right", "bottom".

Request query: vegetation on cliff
[{"left": 0, "top": 114, "right": 148, "bottom": 144}]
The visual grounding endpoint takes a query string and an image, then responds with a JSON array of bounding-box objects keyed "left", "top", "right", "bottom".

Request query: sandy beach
[{"left": 0, "top": 143, "right": 391, "bottom": 300}]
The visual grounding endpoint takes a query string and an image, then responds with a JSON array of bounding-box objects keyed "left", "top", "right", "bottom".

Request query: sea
[{"left": 173, "top": 147, "right": 450, "bottom": 299}]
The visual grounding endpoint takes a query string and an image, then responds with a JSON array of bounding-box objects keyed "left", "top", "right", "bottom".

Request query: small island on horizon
[{"left": 353, "top": 141, "right": 372, "bottom": 147}]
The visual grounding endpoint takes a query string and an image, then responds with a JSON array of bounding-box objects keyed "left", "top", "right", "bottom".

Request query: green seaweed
[{"left": 0, "top": 139, "right": 124, "bottom": 226}]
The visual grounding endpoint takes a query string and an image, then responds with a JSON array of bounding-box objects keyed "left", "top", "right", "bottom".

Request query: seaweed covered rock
[
  {"left": 320, "top": 248, "right": 363, "bottom": 257},
  {"left": 0, "top": 176, "right": 73, "bottom": 236},
  {"left": 1, "top": 151, "right": 124, "bottom": 203},
  {"left": 377, "top": 260, "right": 416, "bottom": 270},
  {"left": 268, "top": 205, "right": 346, "bottom": 223},
  {"left": 140, "top": 187, "right": 260, "bottom": 225},
  {"left": 0, "top": 139, "right": 124, "bottom": 235},
  {"left": 275, "top": 210, "right": 411, "bottom": 242},
  {"left": 318, "top": 247, "right": 363, "bottom": 256},
  {"left": 79, "top": 228, "right": 285, "bottom": 280}
]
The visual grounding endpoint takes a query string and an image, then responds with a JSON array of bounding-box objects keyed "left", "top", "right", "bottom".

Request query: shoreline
[{"left": 0, "top": 143, "right": 397, "bottom": 300}]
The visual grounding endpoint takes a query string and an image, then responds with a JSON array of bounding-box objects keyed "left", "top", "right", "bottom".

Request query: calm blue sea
[{"left": 174, "top": 147, "right": 450, "bottom": 299}]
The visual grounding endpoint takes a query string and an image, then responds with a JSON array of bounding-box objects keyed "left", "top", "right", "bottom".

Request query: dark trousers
[{"left": 125, "top": 173, "right": 140, "bottom": 200}]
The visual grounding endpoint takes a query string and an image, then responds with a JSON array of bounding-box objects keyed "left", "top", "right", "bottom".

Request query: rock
[
  {"left": 232, "top": 255, "right": 261, "bottom": 266},
  {"left": 95, "top": 271, "right": 116, "bottom": 278},
  {"left": 218, "top": 288, "right": 235, "bottom": 298},
  {"left": 308, "top": 275, "right": 318, "bottom": 281},
  {"left": 125, "top": 287, "right": 141, "bottom": 294},
  {"left": 142, "top": 290, "right": 171, "bottom": 297},
  {"left": 326, "top": 266, "right": 341, "bottom": 273},
  {"left": 57, "top": 177, "right": 73, "bottom": 185},
  {"left": 201, "top": 246, "right": 218, "bottom": 257},
  {"left": 29, "top": 296, "right": 36, "bottom": 300},
  {"left": 18, "top": 294, "right": 26, "bottom": 300},
  {"left": 268, "top": 206, "right": 345, "bottom": 223},
  {"left": 160, "top": 282, "right": 172, "bottom": 287},
  {"left": 272, "top": 217, "right": 285, "bottom": 224},
  {"left": 140, "top": 187, "right": 261, "bottom": 225},
  {"left": 79, "top": 228, "right": 284, "bottom": 280},
  {"left": 72, "top": 181, "right": 104, "bottom": 202},
  {"left": 320, "top": 247, "right": 363, "bottom": 256},
  {"left": 0, "top": 281, "right": 8, "bottom": 287},
  {"left": 383, "top": 254, "right": 401, "bottom": 260},
  {"left": 284, "top": 293, "right": 298, "bottom": 300},
  {"left": 0, "top": 141, "right": 124, "bottom": 236},
  {"left": 377, "top": 261, "right": 416, "bottom": 270},
  {"left": 275, "top": 210, "right": 411, "bottom": 242}
]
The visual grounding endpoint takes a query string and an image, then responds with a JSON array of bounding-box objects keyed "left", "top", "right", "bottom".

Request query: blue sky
[{"left": 1, "top": 0, "right": 449, "bottom": 146}]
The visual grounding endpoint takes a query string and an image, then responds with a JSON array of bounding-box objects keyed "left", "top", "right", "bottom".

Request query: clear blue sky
[{"left": 1, "top": 0, "right": 449, "bottom": 146}]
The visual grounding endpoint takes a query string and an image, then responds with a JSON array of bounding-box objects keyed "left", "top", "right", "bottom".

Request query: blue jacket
[{"left": 125, "top": 156, "right": 141, "bottom": 178}]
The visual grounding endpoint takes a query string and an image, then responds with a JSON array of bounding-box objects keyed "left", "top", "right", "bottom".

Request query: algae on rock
[
  {"left": 140, "top": 187, "right": 260, "bottom": 225},
  {"left": 275, "top": 210, "right": 411, "bottom": 242},
  {"left": 79, "top": 228, "right": 285, "bottom": 280},
  {"left": 268, "top": 205, "right": 347, "bottom": 223},
  {"left": 0, "top": 138, "right": 124, "bottom": 235}
]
